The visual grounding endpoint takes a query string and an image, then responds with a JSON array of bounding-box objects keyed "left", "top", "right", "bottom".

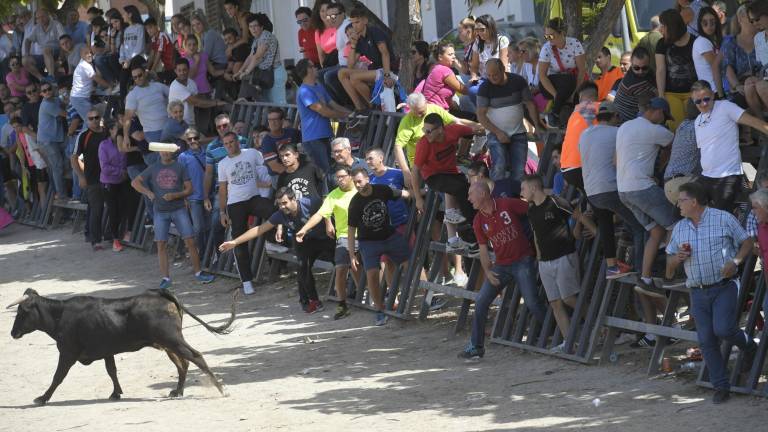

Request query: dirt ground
[{"left": 1, "top": 223, "right": 767, "bottom": 432}]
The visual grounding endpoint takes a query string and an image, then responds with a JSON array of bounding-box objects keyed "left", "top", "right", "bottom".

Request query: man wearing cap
[
  {"left": 689, "top": 80, "right": 768, "bottom": 212},
  {"left": 579, "top": 101, "right": 646, "bottom": 280},
  {"left": 616, "top": 96, "right": 677, "bottom": 347}
]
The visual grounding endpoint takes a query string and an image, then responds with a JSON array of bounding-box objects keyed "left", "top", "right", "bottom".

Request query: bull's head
[{"left": 8, "top": 289, "right": 40, "bottom": 339}]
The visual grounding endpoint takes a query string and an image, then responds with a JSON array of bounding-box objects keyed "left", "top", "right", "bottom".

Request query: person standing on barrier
[
  {"left": 520, "top": 174, "right": 580, "bottom": 353},
  {"left": 220, "top": 187, "right": 334, "bottom": 314},
  {"left": 294, "top": 58, "right": 351, "bottom": 174},
  {"left": 296, "top": 164, "right": 360, "bottom": 320},
  {"left": 665, "top": 181, "right": 757, "bottom": 404},
  {"left": 124, "top": 64, "right": 170, "bottom": 151},
  {"left": 37, "top": 82, "right": 68, "bottom": 200},
  {"left": 72, "top": 110, "right": 109, "bottom": 250},
  {"left": 476, "top": 58, "right": 542, "bottom": 183},
  {"left": 131, "top": 146, "right": 215, "bottom": 289},
  {"left": 459, "top": 181, "right": 547, "bottom": 360},
  {"left": 203, "top": 113, "right": 249, "bottom": 262},
  {"left": 347, "top": 168, "right": 412, "bottom": 326},
  {"left": 217, "top": 131, "right": 274, "bottom": 296}
]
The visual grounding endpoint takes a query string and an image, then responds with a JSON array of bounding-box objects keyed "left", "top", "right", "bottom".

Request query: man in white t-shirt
[
  {"left": 69, "top": 47, "right": 111, "bottom": 121},
  {"left": 690, "top": 80, "right": 768, "bottom": 211},
  {"left": 217, "top": 131, "right": 274, "bottom": 295},
  {"left": 616, "top": 97, "right": 678, "bottom": 346},
  {"left": 169, "top": 58, "right": 227, "bottom": 131}
]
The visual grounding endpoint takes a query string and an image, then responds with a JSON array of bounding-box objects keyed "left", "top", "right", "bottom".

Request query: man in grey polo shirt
[
  {"left": 666, "top": 181, "right": 757, "bottom": 404},
  {"left": 124, "top": 64, "right": 169, "bottom": 166},
  {"left": 22, "top": 9, "right": 64, "bottom": 82}
]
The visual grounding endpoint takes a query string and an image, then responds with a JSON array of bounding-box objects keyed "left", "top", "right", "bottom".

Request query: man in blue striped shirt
[{"left": 665, "top": 181, "right": 757, "bottom": 404}]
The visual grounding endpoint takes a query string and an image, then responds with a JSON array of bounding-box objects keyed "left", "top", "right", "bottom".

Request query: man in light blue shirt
[{"left": 37, "top": 83, "right": 67, "bottom": 198}]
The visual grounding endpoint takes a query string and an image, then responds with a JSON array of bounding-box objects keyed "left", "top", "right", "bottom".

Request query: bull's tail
[{"left": 156, "top": 287, "right": 239, "bottom": 335}]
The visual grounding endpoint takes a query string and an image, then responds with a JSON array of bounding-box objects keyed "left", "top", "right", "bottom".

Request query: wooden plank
[{"left": 603, "top": 317, "right": 698, "bottom": 341}]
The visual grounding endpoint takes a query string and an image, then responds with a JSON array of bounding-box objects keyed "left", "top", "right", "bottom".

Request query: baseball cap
[
  {"left": 647, "top": 97, "right": 673, "bottom": 121},
  {"left": 598, "top": 101, "right": 617, "bottom": 114}
]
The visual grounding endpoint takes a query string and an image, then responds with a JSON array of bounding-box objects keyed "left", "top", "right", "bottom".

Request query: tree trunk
[
  {"left": 563, "top": 0, "right": 583, "bottom": 41},
  {"left": 582, "top": 0, "right": 625, "bottom": 70}
]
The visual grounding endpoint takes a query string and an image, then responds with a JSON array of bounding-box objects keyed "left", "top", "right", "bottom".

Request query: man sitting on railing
[
  {"left": 219, "top": 187, "right": 334, "bottom": 314},
  {"left": 665, "top": 181, "right": 757, "bottom": 404},
  {"left": 459, "top": 181, "right": 547, "bottom": 360}
]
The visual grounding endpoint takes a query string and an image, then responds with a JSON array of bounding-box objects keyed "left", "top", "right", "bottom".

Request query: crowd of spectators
[{"left": 1, "top": 0, "right": 768, "bottom": 405}]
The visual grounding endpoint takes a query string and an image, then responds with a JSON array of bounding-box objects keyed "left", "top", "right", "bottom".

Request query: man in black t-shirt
[
  {"left": 521, "top": 174, "right": 580, "bottom": 352},
  {"left": 338, "top": 7, "right": 398, "bottom": 111},
  {"left": 71, "top": 110, "right": 109, "bottom": 250},
  {"left": 347, "top": 168, "right": 411, "bottom": 326},
  {"left": 276, "top": 143, "right": 327, "bottom": 199}
]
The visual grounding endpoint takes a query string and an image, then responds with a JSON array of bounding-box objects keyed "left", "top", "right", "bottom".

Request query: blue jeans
[
  {"left": 66, "top": 136, "right": 81, "bottom": 199},
  {"left": 690, "top": 280, "right": 751, "bottom": 390},
  {"left": 266, "top": 65, "right": 287, "bottom": 105},
  {"left": 144, "top": 130, "right": 162, "bottom": 144},
  {"left": 188, "top": 199, "right": 209, "bottom": 252},
  {"left": 486, "top": 132, "right": 528, "bottom": 182},
  {"left": 153, "top": 206, "right": 194, "bottom": 241},
  {"left": 471, "top": 256, "right": 546, "bottom": 348},
  {"left": 303, "top": 138, "right": 331, "bottom": 173},
  {"left": 40, "top": 141, "right": 67, "bottom": 197},
  {"left": 69, "top": 96, "right": 92, "bottom": 122}
]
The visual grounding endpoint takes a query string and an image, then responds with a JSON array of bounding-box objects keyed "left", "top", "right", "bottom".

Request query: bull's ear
[{"left": 23, "top": 288, "right": 39, "bottom": 297}]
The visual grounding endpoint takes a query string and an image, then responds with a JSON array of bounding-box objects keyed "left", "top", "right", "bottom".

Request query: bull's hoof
[
  {"left": 109, "top": 393, "right": 121, "bottom": 401},
  {"left": 168, "top": 390, "right": 183, "bottom": 398},
  {"left": 33, "top": 396, "right": 48, "bottom": 406}
]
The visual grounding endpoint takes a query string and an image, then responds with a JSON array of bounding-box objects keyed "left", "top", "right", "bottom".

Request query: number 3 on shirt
[{"left": 500, "top": 211, "right": 512, "bottom": 225}]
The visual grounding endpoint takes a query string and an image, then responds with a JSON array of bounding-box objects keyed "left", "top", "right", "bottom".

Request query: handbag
[{"left": 250, "top": 66, "right": 275, "bottom": 89}]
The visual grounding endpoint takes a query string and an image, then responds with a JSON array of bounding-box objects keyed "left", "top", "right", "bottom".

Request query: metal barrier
[{"left": 18, "top": 187, "right": 54, "bottom": 229}]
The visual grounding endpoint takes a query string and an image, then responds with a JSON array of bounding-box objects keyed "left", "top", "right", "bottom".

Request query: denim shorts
[
  {"left": 334, "top": 236, "right": 358, "bottom": 268},
  {"left": 359, "top": 232, "right": 410, "bottom": 271},
  {"left": 619, "top": 186, "right": 679, "bottom": 231},
  {"left": 154, "top": 207, "right": 194, "bottom": 241}
]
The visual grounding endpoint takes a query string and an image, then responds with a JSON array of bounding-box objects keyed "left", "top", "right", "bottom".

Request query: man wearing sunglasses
[
  {"left": 613, "top": 47, "right": 658, "bottom": 124},
  {"left": 37, "top": 83, "right": 68, "bottom": 200},
  {"left": 690, "top": 80, "right": 768, "bottom": 212},
  {"left": 295, "top": 6, "right": 319, "bottom": 66},
  {"left": 124, "top": 64, "right": 170, "bottom": 162}
]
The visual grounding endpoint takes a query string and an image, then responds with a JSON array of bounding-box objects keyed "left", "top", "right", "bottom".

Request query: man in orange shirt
[{"left": 594, "top": 47, "right": 624, "bottom": 102}]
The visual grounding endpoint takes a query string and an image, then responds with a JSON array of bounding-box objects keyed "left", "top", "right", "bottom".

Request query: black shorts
[
  {"left": 30, "top": 165, "right": 48, "bottom": 183},
  {"left": 0, "top": 155, "right": 18, "bottom": 182}
]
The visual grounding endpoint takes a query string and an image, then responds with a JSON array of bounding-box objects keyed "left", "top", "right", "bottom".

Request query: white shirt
[
  {"left": 70, "top": 60, "right": 95, "bottom": 98},
  {"left": 169, "top": 79, "right": 199, "bottom": 126},
  {"left": 692, "top": 36, "right": 717, "bottom": 91},
  {"left": 125, "top": 82, "right": 170, "bottom": 132},
  {"left": 695, "top": 100, "right": 745, "bottom": 178},
  {"left": 336, "top": 18, "right": 351, "bottom": 66},
  {"left": 755, "top": 31, "right": 768, "bottom": 68},
  {"left": 474, "top": 34, "right": 510, "bottom": 78},
  {"left": 539, "top": 37, "right": 584, "bottom": 75},
  {"left": 217, "top": 148, "right": 265, "bottom": 205},
  {"left": 615, "top": 116, "right": 674, "bottom": 192}
]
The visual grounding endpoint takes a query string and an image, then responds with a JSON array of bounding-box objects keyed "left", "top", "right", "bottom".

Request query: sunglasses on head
[{"left": 693, "top": 96, "right": 712, "bottom": 105}]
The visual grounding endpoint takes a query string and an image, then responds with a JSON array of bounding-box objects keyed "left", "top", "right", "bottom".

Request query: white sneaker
[
  {"left": 444, "top": 208, "right": 466, "bottom": 225},
  {"left": 445, "top": 236, "right": 469, "bottom": 253},
  {"left": 453, "top": 273, "right": 469, "bottom": 287},
  {"left": 243, "top": 284, "right": 255, "bottom": 295},
  {"left": 550, "top": 342, "right": 566, "bottom": 353}
]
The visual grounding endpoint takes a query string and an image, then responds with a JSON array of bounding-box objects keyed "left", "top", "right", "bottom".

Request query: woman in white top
[
  {"left": 537, "top": 17, "right": 586, "bottom": 127},
  {"left": 692, "top": 6, "right": 724, "bottom": 98},
  {"left": 469, "top": 15, "right": 509, "bottom": 82}
]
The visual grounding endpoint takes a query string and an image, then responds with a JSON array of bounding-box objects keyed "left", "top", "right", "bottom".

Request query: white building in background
[{"left": 163, "top": 0, "right": 535, "bottom": 65}]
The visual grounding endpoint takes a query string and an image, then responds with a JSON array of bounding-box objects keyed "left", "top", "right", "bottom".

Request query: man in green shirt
[{"left": 296, "top": 164, "right": 361, "bottom": 320}]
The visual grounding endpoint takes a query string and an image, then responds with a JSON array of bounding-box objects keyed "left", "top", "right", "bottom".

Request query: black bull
[{"left": 7, "top": 288, "right": 237, "bottom": 405}]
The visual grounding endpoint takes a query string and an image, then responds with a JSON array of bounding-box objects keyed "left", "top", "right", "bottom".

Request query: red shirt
[
  {"left": 473, "top": 198, "right": 532, "bottom": 265},
  {"left": 298, "top": 28, "right": 320, "bottom": 65},
  {"left": 152, "top": 32, "right": 175, "bottom": 72},
  {"left": 414, "top": 123, "right": 473, "bottom": 180}
]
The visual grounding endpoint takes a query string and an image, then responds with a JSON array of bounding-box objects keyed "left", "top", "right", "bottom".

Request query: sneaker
[
  {"left": 265, "top": 241, "right": 290, "bottom": 254},
  {"left": 374, "top": 311, "right": 389, "bottom": 326},
  {"left": 630, "top": 335, "right": 656, "bottom": 348},
  {"left": 334, "top": 303, "right": 350, "bottom": 320},
  {"left": 306, "top": 299, "right": 324, "bottom": 314},
  {"left": 712, "top": 388, "right": 730, "bottom": 404},
  {"left": 661, "top": 277, "right": 687, "bottom": 290},
  {"left": 453, "top": 273, "right": 469, "bottom": 287},
  {"left": 606, "top": 265, "right": 633, "bottom": 280},
  {"left": 457, "top": 343, "right": 485, "bottom": 360},
  {"left": 429, "top": 296, "right": 448, "bottom": 311},
  {"left": 446, "top": 236, "right": 475, "bottom": 253},
  {"left": 545, "top": 112, "right": 560, "bottom": 128},
  {"left": 550, "top": 342, "right": 566, "bottom": 353},
  {"left": 123, "top": 231, "right": 132, "bottom": 242},
  {"left": 195, "top": 272, "right": 215, "bottom": 284},
  {"left": 112, "top": 240, "right": 124, "bottom": 252},
  {"left": 465, "top": 244, "right": 480, "bottom": 258},
  {"left": 243, "top": 284, "right": 255, "bottom": 295},
  {"left": 159, "top": 278, "right": 172, "bottom": 289},
  {"left": 444, "top": 208, "right": 466, "bottom": 224}
]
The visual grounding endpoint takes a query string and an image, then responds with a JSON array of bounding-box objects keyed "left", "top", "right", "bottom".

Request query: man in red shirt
[
  {"left": 295, "top": 7, "right": 320, "bottom": 65},
  {"left": 459, "top": 181, "right": 547, "bottom": 360},
  {"left": 412, "top": 113, "right": 480, "bottom": 250}
]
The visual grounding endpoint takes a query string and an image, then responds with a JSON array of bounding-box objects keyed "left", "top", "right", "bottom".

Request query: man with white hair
[
  {"left": 22, "top": 8, "right": 64, "bottom": 82},
  {"left": 330, "top": 137, "right": 368, "bottom": 187},
  {"left": 394, "top": 92, "right": 481, "bottom": 184}
]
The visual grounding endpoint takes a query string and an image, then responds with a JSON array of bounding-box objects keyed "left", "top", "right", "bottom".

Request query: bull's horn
[{"left": 6, "top": 294, "right": 29, "bottom": 309}]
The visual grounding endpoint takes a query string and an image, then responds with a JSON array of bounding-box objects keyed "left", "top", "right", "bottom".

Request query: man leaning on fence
[{"left": 665, "top": 181, "right": 757, "bottom": 405}]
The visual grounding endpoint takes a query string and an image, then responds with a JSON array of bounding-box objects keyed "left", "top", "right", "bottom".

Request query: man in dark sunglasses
[
  {"left": 689, "top": 80, "right": 768, "bottom": 212},
  {"left": 612, "top": 46, "right": 657, "bottom": 124},
  {"left": 294, "top": 6, "right": 319, "bottom": 65}
]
